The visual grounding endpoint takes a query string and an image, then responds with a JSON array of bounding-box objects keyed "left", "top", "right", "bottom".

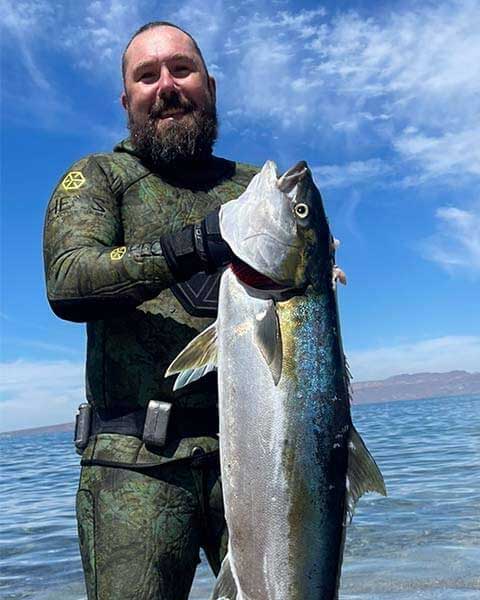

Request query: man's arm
[{"left": 43, "top": 156, "right": 231, "bottom": 323}]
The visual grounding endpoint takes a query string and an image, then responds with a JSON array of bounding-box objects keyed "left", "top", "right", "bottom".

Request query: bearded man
[{"left": 43, "top": 21, "right": 258, "bottom": 600}]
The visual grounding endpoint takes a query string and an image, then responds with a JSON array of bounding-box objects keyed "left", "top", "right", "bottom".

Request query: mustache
[{"left": 149, "top": 92, "right": 196, "bottom": 120}]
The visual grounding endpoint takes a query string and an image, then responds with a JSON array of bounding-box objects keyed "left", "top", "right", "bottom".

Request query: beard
[{"left": 127, "top": 90, "right": 218, "bottom": 170}]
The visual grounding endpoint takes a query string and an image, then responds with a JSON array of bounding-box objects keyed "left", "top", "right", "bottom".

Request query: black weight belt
[{"left": 91, "top": 405, "right": 219, "bottom": 441}]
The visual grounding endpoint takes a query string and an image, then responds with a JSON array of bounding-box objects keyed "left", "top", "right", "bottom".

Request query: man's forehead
[{"left": 125, "top": 26, "right": 200, "bottom": 69}]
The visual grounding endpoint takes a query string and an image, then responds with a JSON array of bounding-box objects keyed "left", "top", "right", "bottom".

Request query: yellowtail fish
[{"left": 167, "top": 160, "right": 386, "bottom": 600}]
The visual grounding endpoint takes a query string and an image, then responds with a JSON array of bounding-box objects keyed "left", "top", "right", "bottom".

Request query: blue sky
[{"left": 1, "top": 0, "right": 479, "bottom": 431}]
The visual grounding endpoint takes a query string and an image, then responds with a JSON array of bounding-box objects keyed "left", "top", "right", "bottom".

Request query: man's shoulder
[
  {"left": 60, "top": 150, "right": 140, "bottom": 176},
  {"left": 81, "top": 142, "right": 143, "bottom": 171},
  {"left": 56, "top": 142, "right": 148, "bottom": 196}
]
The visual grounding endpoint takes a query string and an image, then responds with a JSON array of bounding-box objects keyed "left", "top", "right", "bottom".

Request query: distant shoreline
[
  {"left": 1, "top": 392, "right": 477, "bottom": 438},
  {"left": 2, "top": 369, "right": 478, "bottom": 436},
  {"left": 351, "top": 369, "right": 480, "bottom": 405},
  {"left": 1, "top": 422, "right": 75, "bottom": 436}
]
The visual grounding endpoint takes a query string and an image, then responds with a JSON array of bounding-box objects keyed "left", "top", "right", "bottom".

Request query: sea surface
[{"left": 1, "top": 394, "right": 479, "bottom": 599}]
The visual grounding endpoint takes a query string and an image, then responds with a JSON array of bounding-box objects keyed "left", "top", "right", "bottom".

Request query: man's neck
[
  {"left": 115, "top": 138, "right": 233, "bottom": 188},
  {"left": 151, "top": 154, "right": 235, "bottom": 189}
]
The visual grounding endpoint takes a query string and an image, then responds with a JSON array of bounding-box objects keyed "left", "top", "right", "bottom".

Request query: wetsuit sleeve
[{"left": 43, "top": 156, "right": 176, "bottom": 323}]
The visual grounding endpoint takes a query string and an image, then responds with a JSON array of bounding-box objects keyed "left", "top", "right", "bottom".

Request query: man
[{"left": 43, "top": 21, "right": 258, "bottom": 600}]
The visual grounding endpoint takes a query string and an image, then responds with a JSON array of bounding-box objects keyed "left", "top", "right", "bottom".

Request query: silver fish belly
[{"left": 218, "top": 268, "right": 350, "bottom": 599}]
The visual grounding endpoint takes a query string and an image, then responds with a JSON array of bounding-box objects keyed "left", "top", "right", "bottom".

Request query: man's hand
[{"left": 160, "top": 208, "right": 233, "bottom": 282}]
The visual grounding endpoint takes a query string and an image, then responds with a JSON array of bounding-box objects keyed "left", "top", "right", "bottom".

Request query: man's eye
[
  {"left": 173, "top": 65, "right": 191, "bottom": 77},
  {"left": 140, "top": 72, "right": 157, "bottom": 81}
]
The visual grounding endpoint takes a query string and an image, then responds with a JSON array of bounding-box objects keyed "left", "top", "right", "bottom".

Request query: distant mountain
[
  {"left": 1, "top": 371, "right": 478, "bottom": 435},
  {"left": 352, "top": 370, "right": 480, "bottom": 404},
  {"left": 0, "top": 422, "right": 74, "bottom": 436}
]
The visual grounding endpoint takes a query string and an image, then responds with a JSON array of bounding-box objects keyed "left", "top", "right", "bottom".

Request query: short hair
[{"left": 122, "top": 21, "right": 209, "bottom": 84}]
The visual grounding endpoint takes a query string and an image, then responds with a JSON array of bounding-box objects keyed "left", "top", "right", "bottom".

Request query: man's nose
[{"left": 157, "top": 66, "right": 177, "bottom": 95}]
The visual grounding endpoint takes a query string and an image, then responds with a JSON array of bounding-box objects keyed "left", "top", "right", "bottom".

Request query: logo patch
[
  {"left": 110, "top": 246, "right": 126, "bottom": 261},
  {"left": 62, "top": 171, "right": 85, "bottom": 191}
]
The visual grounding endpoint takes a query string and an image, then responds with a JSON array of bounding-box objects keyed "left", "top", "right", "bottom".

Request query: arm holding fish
[{"left": 44, "top": 156, "right": 234, "bottom": 323}]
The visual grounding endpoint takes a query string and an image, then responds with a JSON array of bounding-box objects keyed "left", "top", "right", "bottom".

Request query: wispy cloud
[
  {"left": 0, "top": 0, "right": 135, "bottom": 138},
  {"left": 59, "top": 0, "right": 144, "bottom": 77},
  {"left": 0, "top": 360, "right": 84, "bottom": 432},
  {"left": 1, "top": 0, "right": 140, "bottom": 75},
  {"left": 396, "top": 127, "right": 480, "bottom": 185},
  {"left": 1, "top": 0, "right": 57, "bottom": 99},
  {"left": 349, "top": 336, "right": 480, "bottom": 381},
  {"left": 171, "top": 0, "right": 226, "bottom": 65},
  {"left": 226, "top": 0, "right": 480, "bottom": 183},
  {"left": 2, "top": 0, "right": 479, "bottom": 184},
  {"left": 312, "top": 159, "right": 392, "bottom": 188},
  {"left": 421, "top": 204, "right": 480, "bottom": 276}
]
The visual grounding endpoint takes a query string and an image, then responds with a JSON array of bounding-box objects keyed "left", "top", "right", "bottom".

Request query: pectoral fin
[
  {"left": 165, "top": 321, "right": 218, "bottom": 391},
  {"left": 346, "top": 425, "right": 387, "bottom": 522},
  {"left": 253, "top": 301, "right": 283, "bottom": 386},
  {"left": 210, "top": 554, "right": 238, "bottom": 600}
]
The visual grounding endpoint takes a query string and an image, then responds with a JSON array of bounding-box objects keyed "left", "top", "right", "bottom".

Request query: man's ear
[
  {"left": 208, "top": 76, "right": 216, "bottom": 103},
  {"left": 121, "top": 91, "right": 128, "bottom": 111}
]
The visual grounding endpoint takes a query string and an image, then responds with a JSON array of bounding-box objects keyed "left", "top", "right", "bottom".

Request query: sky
[{"left": 1, "top": 0, "right": 479, "bottom": 432}]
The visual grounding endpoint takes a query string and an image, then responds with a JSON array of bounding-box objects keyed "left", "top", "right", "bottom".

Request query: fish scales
[
  {"left": 280, "top": 291, "right": 350, "bottom": 585},
  {"left": 166, "top": 160, "right": 386, "bottom": 600}
]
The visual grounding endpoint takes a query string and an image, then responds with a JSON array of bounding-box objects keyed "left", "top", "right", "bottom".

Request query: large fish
[{"left": 166, "top": 161, "right": 386, "bottom": 600}]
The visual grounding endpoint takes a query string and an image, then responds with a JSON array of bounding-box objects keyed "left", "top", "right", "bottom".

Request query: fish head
[{"left": 220, "top": 159, "right": 333, "bottom": 291}]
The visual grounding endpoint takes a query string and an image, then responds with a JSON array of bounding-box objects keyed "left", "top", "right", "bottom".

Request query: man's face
[{"left": 121, "top": 26, "right": 217, "bottom": 166}]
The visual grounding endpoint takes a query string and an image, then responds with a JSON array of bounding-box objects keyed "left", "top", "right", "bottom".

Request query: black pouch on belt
[
  {"left": 143, "top": 400, "right": 172, "bottom": 447},
  {"left": 84, "top": 401, "right": 173, "bottom": 449},
  {"left": 74, "top": 403, "right": 92, "bottom": 454}
]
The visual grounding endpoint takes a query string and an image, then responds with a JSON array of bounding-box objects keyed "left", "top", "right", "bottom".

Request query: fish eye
[{"left": 294, "top": 203, "right": 309, "bottom": 219}]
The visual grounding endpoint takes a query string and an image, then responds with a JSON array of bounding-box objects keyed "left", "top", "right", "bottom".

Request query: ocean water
[{"left": 1, "top": 394, "right": 479, "bottom": 599}]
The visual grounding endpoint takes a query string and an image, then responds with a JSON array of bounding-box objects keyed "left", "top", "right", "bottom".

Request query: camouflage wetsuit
[{"left": 43, "top": 139, "right": 258, "bottom": 599}]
